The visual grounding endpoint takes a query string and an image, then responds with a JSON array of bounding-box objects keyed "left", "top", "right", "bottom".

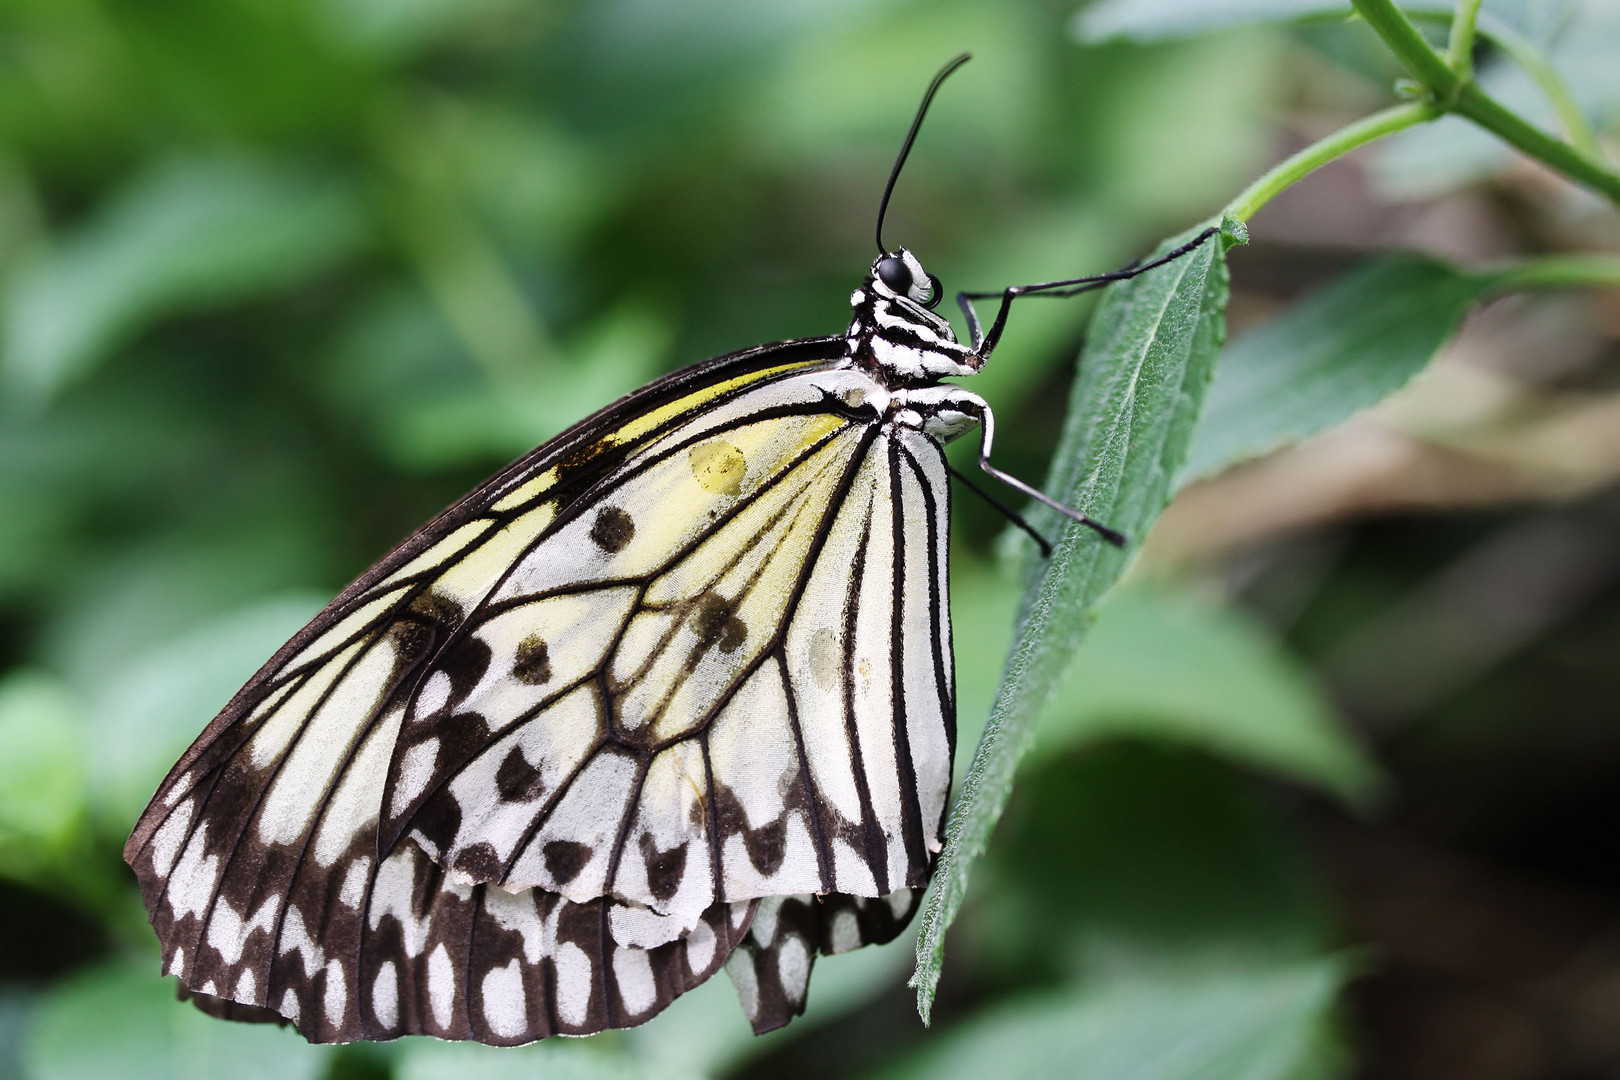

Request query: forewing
[
  {"left": 719, "top": 428, "right": 952, "bottom": 1036},
  {"left": 124, "top": 339, "right": 838, "bottom": 1040}
]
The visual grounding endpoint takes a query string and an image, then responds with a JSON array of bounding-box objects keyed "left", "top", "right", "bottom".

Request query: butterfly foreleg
[
  {"left": 894, "top": 386, "right": 1125, "bottom": 548},
  {"left": 944, "top": 464, "right": 1054, "bottom": 558},
  {"left": 956, "top": 225, "right": 1220, "bottom": 360}
]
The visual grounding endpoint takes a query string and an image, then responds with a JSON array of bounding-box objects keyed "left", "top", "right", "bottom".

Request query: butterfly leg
[
  {"left": 947, "top": 465, "right": 1053, "bottom": 558},
  {"left": 956, "top": 226, "right": 1219, "bottom": 357},
  {"left": 894, "top": 387, "right": 1125, "bottom": 548},
  {"left": 967, "top": 395, "right": 1125, "bottom": 546}
]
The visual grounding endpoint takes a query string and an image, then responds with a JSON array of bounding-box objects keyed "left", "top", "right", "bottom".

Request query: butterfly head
[
  {"left": 857, "top": 55, "right": 979, "bottom": 385},
  {"left": 872, "top": 248, "right": 939, "bottom": 308},
  {"left": 847, "top": 248, "right": 978, "bottom": 383}
]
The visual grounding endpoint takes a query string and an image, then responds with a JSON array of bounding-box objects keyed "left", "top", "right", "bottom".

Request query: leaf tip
[
  {"left": 911, "top": 986, "right": 935, "bottom": 1027},
  {"left": 908, "top": 956, "right": 940, "bottom": 1026},
  {"left": 1219, "top": 212, "right": 1249, "bottom": 250}
]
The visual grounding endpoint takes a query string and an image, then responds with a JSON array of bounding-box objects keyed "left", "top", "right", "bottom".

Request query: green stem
[
  {"left": 1475, "top": 21, "right": 1603, "bottom": 159},
  {"left": 1484, "top": 253, "right": 1620, "bottom": 292},
  {"left": 1352, "top": 0, "right": 1459, "bottom": 100},
  {"left": 1452, "top": 82, "right": 1620, "bottom": 203},
  {"left": 1352, "top": 0, "right": 1620, "bottom": 206},
  {"left": 1446, "top": 0, "right": 1483, "bottom": 78},
  {"left": 1406, "top": 8, "right": 1601, "bottom": 159},
  {"left": 1225, "top": 102, "right": 1438, "bottom": 222}
]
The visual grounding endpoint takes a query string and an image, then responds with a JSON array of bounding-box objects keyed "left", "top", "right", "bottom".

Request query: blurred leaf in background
[
  {"left": 0, "top": 673, "right": 84, "bottom": 884},
  {"left": 23, "top": 962, "right": 325, "bottom": 1080},
  {"left": 1035, "top": 584, "right": 1382, "bottom": 805},
  {"left": 1181, "top": 255, "right": 1497, "bottom": 484},
  {"left": 885, "top": 953, "right": 1348, "bottom": 1080},
  {"left": 2, "top": 157, "right": 366, "bottom": 406}
]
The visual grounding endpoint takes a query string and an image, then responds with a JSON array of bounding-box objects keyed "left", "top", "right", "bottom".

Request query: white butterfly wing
[
  {"left": 388, "top": 401, "right": 956, "bottom": 905},
  {"left": 125, "top": 341, "right": 957, "bottom": 1044}
]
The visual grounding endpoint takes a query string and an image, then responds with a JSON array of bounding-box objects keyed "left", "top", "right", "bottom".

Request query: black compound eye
[{"left": 876, "top": 255, "right": 913, "bottom": 294}]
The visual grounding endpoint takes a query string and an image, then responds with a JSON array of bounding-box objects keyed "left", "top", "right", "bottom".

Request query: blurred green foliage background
[{"left": 2, "top": 0, "right": 1619, "bottom": 1077}]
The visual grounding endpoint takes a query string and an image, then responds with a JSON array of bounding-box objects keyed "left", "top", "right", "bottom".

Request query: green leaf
[
  {"left": 48, "top": 527, "right": 329, "bottom": 698},
  {"left": 628, "top": 915, "right": 920, "bottom": 1077},
  {"left": 1072, "top": 0, "right": 1565, "bottom": 43},
  {"left": 991, "top": 745, "right": 1331, "bottom": 964},
  {"left": 22, "top": 962, "right": 324, "bottom": 1080},
  {"left": 376, "top": 300, "right": 670, "bottom": 470},
  {"left": 83, "top": 592, "right": 326, "bottom": 831},
  {"left": 0, "top": 672, "right": 85, "bottom": 864},
  {"left": 905, "top": 748, "right": 1353, "bottom": 1079},
  {"left": 2, "top": 157, "right": 365, "bottom": 405},
  {"left": 1, "top": 986, "right": 35, "bottom": 1080},
  {"left": 1219, "top": 210, "right": 1250, "bottom": 248},
  {"left": 396, "top": 1040, "right": 644, "bottom": 1080},
  {"left": 882, "top": 955, "right": 1348, "bottom": 1080},
  {"left": 1180, "top": 254, "right": 1491, "bottom": 484},
  {"left": 315, "top": 0, "right": 516, "bottom": 61},
  {"left": 1035, "top": 586, "right": 1383, "bottom": 806},
  {"left": 911, "top": 228, "right": 1229, "bottom": 1021},
  {"left": 1074, "top": 0, "right": 1350, "bottom": 43}
]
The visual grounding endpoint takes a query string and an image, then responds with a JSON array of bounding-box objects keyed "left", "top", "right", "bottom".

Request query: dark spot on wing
[
  {"left": 512, "top": 634, "right": 551, "bottom": 685},
  {"left": 439, "top": 711, "right": 494, "bottom": 766},
  {"left": 713, "top": 783, "right": 787, "bottom": 876},
  {"left": 496, "top": 745, "right": 546, "bottom": 802},
  {"left": 405, "top": 789, "right": 463, "bottom": 861},
  {"left": 552, "top": 436, "right": 625, "bottom": 511},
  {"left": 691, "top": 592, "right": 745, "bottom": 654},
  {"left": 452, "top": 842, "right": 502, "bottom": 882},
  {"left": 393, "top": 591, "right": 467, "bottom": 667},
  {"left": 639, "top": 834, "right": 688, "bottom": 903},
  {"left": 590, "top": 507, "right": 635, "bottom": 553},
  {"left": 198, "top": 762, "right": 259, "bottom": 855},
  {"left": 391, "top": 620, "right": 434, "bottom": 667},
  {"left": 410, "top": 590, "right": 466, "bottom": 628},
  {"left": 435, "top": 636, "right": 491, "bottom": 706},
  {"left": 543, "top": 840, "right": 592, "bottom": 885},
  {"left": 744, "top": 817, "right": 786, "bottom": 876}
]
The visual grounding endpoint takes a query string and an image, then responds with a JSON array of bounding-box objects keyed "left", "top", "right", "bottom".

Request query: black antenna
[{"left": 875, "top": 52, "right": 971, "bottom": 255}]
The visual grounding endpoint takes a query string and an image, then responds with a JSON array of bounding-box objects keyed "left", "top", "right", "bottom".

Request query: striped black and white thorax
[
  {"left": 843, "top": 246, "right": 990, "bottom": 450},
  {"left": 846, "top": 247, "right": 978, "bottom": 386}
]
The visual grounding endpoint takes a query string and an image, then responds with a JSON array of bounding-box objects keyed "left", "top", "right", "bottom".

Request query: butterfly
[{"left": 123, "top": 53, "right": 1214, "bottom": 1045}]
